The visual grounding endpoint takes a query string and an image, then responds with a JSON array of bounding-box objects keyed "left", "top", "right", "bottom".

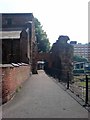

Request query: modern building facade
[{"left": 70, "top": 41, "right": 90, "bottom": 62}]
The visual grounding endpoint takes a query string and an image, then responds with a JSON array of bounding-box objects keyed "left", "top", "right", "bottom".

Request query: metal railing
[{"left": 44, "top": 68, "right": 90, "bottom": 107}]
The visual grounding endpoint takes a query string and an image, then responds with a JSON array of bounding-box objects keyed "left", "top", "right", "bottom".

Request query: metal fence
[
  {"left": 69, "top": 74, "right": 90, "bottom": 104},
  {"left": 45, "top": 68, "right": 90, "bottom": 107}
]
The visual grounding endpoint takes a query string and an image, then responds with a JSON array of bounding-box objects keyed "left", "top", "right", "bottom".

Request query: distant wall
[
  {"left": 36, "top": 53, "right": 52, "bottom": 68},
  {"left": 1, "top": 64, "right": 31, "bottom": 104}
]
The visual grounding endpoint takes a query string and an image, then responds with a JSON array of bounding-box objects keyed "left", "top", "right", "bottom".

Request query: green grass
[
  {"left": 74, "top": 75, "right": 90, "bottom": 87},
  {"left": 79, "top": 81, "right": 90, "bottom": 87},
  {"left": 16, "top": 86, "right": 22, "bottom": 93}
]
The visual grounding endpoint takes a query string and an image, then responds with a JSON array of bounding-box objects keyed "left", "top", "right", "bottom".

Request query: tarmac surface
[{"left": 2, "top": 70, "right": 88, "bottom": 118}]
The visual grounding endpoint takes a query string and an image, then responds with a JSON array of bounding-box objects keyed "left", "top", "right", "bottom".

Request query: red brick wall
[
  {"left": 2, "top": 64, "right": 31, "bottom": 104},
  {"left": 36, "top": 53, "right": 52, "bottom": 68}
]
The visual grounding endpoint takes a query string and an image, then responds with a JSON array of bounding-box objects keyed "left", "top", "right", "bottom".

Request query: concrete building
[{"left": 70, "top": 41, "right": 90, "bottom": 61}]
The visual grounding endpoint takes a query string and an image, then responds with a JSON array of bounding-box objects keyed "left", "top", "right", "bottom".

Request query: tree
[
  {"left": 73, "top": 55, "right": 88, "bottom": 62},
  {"left": 34, "top": 18, "right": 50, "bottom": 52}
]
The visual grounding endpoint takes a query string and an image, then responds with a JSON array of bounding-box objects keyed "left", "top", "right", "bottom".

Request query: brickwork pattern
[{"left": 2, "top": 65, "right": 30, "bottom": 103}]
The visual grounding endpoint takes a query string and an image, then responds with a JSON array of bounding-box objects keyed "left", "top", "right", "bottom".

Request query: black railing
[{"left": 44, "top": 67, "right": 90, "bottom": 107}]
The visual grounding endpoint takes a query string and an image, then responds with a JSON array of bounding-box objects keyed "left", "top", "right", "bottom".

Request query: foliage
[
  {"left": 73, "top": 55, "right": 88, "bottom": 62},
  {"left": 34, "top": 18, "right": 50, "bottom": 52}
]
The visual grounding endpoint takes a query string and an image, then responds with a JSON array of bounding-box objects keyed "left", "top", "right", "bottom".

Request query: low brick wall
[{"left": 1, "top": 63, "right": 31, "bottom": 104}]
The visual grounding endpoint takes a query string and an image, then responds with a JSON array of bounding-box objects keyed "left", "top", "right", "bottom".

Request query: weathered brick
[{"left": 2, "top": 64, "right": 31, "bottom": 104}]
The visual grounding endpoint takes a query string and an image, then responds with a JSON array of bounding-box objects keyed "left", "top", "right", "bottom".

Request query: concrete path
[{"left": 2, "top": 70, "right": 88, "bottom": 118}]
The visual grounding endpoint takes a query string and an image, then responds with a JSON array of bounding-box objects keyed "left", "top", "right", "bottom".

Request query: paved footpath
[{"left": 2, "top": 70, "right": 88, "bottom": 118}]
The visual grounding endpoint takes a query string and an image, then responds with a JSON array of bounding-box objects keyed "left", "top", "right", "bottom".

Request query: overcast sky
[{"left": 0, "top": 0, "right": 89, "bottom": 45}]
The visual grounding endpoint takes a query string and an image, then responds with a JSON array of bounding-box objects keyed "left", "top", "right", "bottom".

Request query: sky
[{"left": 0, "top": 0, "right": 89, "bottom": 45}]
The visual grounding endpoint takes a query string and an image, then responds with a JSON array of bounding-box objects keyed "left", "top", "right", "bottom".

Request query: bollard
[
  {"left": 85, "top": 74, "right": 88, "bottom": 105},
  {"left": 67, "top": 72, "right": 69, "bottom": 89}
]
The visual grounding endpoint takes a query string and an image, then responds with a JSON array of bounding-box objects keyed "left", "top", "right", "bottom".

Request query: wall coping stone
[
  {"left": 21, "top": 63, "right": 29, "bottom": 66},
  {"left": 17, "top": 63, "right": 22, "bottom": 66},
  {"left": 0, "top": 64, "right": 14, "bottom": 68},
  {"left": 11, "top": 63, "right": 19, "bottom": 67},
  {"left": 0, "top": 63, "right": 29, "bottom": 68}
]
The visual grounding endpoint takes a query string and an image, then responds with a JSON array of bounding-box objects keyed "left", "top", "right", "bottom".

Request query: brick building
[
  {"left": 1, "top": 13, "right": 37, "bottom": 65},
  {"left": 0, "top": 13, "right": 37, "bottom": 103}
]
